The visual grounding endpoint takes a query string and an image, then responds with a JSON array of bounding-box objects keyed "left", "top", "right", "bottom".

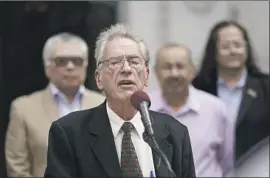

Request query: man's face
[
  {"left": 45, "top": 40, "right": 88, "bottom": 91},
  {"left": 216, "top": 25, "right": 247, "bottom": 70},
  {"left": 156, "top": 47, "right": 194, "bottom": 94},
  {"left": 95, "top": 37, "right": 149, "bottom": 101}
]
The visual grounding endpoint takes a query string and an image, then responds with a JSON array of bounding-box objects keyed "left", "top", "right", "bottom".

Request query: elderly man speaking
[{"left": 44, "top": 24, "right": 196, "bottom": 178}]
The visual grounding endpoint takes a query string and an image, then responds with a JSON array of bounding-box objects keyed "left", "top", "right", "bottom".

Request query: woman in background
[{"left": 193, "top": 20, "right": 269, "bottom": 162}]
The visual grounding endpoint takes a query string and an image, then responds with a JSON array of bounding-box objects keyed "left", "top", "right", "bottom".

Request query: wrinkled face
[
  {"left": 216, "top": 25, "right": 247, "bottom": 70},
  {"left": 45, "top": 40, "right": 88, "bottom": 91},
  {"left": 156, "top": 47, "right": 195, "bottom": 94},
  {"left": 95, "top": 37, "right": 149, "bottom": 101}
]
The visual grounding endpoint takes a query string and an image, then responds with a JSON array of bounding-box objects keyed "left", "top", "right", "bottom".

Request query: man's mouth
[
  {"left": 169, "top": 82, "right": 181, "bottom": 87},
  {"left": 118, "top": 80, "right": 136, "bottom": 86},
  {"left": 167, "top": 78, "right": 183, "bottom": 86},
  {"left": 64, "top": 75, "right": 77, "bottom": 79}
]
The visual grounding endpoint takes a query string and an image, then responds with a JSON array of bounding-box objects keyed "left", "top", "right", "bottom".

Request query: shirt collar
[
  {"left": 106, "top": 102, "right": 144, "bottom": 139},
  {"left": 49, "top": 83, "right": 85, "bottom": 100},
  {"left": 217, "top": 68, "right": 247, "bottom": 88},
  {"left": 152, "top": 85, "right": 200, "bottom": 115},
  {"left": 187, "top": 86, "right": 201, "bottom": 112}
]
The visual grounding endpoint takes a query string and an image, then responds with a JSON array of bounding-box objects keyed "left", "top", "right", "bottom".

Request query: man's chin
[
  {"left": 167, "top": 86, "right": 185, "bottom": 93},
  {"left": 63, "top": 83, "right": 81, "bottom": 90},
  {"left": 224, "top": 62, "right": 244, "bottom": 69},
  {"left": 115, "top": 90, "right": 135, "bottom": 101},
  {"left": 64, "top": 79, "right": 80, "bottom": 85}
]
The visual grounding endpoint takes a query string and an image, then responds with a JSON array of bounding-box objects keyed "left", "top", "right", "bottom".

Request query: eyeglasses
[
  {"left": 98, "top": 55, "right": 145, "bottom": 70},
  {"left": 52, "top": 57, "right": 85, "bottom": 67}
]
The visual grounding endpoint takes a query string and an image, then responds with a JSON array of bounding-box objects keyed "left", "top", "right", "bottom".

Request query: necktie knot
[{"left": 121, "top": 122, "right": 134, "bottom": 134}]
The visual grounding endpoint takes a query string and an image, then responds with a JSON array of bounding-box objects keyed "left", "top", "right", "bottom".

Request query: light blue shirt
[
  {"left": 217, "top": 70, "right": 247, "bottom": 123},
  {"left": 50, "top": 84, "right": 85, "bottom": 117}
]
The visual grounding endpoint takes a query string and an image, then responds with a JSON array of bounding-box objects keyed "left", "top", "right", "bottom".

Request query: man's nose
[
  {"left": 67, "top": 61, "right": 75, "bottom": 69},
  {"left": 170, "top": 67, "right": 179, "bottom": 77},
  {"left": 229, "top": 44, "right": 240, "bottom": 55},
  {"left": 121, "top": 59, "right": 132, "bottom": 72}
]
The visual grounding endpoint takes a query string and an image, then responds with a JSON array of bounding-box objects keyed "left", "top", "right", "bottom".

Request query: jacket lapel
[
  {"left": 42, "top": 86, "right": 59, "bottom": 122},
  {"left": 87, "top": 103, "right": 173, "bottom": 177},
  {"left": 151, "top": 114, "right": 173, "bottom": 177},
  {"left": 236, "top": 77, "right": 259, "bottom": 126},
  {"left": 88, "top": 101, "right": 121, "bottom": 177}
]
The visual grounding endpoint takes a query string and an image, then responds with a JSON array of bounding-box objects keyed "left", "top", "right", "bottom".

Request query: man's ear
[
  {"left": 189, "top": 63, "right": 197, "bottom": 81},
  {"left": 44, "top": 65, "right": 50, "bottom": 79},
  {"left": 95, "top": 69, "right": 104, "bottom": 90},
  {"left": 144, "top": 67, "right": 150, "bottom": 87}
]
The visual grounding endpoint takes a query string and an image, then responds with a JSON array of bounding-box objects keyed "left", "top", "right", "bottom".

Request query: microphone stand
[{"left": 143, "top": 131, "right": 176, "bottom": 178}]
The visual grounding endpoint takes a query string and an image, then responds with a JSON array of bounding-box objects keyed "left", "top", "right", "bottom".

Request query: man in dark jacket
[{"left": 193, "top": 20, "right": 269, "bottom": 162}]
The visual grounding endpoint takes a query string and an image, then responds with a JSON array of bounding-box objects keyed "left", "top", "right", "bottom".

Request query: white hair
[
  {"left": 42, "top": 32, "right": 88, "bottom": 65},
  {"left": 94, "top": 23, "right": 150, "bottom": 67}
]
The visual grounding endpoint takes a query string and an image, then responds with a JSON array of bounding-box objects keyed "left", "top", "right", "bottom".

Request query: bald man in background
[{"left": 148, "top": 43, "right": 234, "bottom": 177}]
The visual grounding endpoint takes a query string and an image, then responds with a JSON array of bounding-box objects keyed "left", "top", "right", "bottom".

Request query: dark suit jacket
[
  {"left": 193, "top": 72, "right": 270, "bottom": 161},
  {"left": 44, "top": 101, "right": 196, "bottom": 178}
]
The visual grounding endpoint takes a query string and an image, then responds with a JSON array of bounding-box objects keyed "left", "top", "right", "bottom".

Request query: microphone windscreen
[{"left": 130, "top": 90, "right": 151, "bottom": 109}]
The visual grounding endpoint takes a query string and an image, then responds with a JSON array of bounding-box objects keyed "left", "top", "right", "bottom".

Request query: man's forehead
[
  {"left": 219, "top": 25, "right": 242, "bottom": 37},
  {"left": 52, "top": 46, "right": 85, "bottom": 60},
  {"left": 52, "top": 48, "right": 84, "bottom": 57},
  {"left": 105, "top": 39, "right": 142, "bottom": 57},
  {"left": 107, "top": 39, "right": 138, "bottom": 50},
  {"left": 159, "top": 48, "right": 190, "bottom": 63}
]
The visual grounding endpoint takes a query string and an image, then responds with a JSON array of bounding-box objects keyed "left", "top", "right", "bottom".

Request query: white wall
[
  {"left": 118, "top": 1, "right": 269, "bottom": 92},
  {"left": 233, "top": 1, "right": 269, "bottom": 73},
  {"left": 118, "top": 1, "right": 164, "bottom": 92}
]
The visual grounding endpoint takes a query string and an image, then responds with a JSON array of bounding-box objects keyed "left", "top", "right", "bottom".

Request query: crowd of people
[{"left": 0, "top": 2, "right": 269, "bottom": 177}]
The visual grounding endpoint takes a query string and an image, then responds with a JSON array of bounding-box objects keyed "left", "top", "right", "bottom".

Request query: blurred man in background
[
  {"left": 149, "top": 43, "right": 234, "bottom": 177},
  {"left": 193, "top": 21, "right": 270, "bottom": 162},
  {"left": 0, "top": 0, "right": 117, "bottom": 131},
  {"left": 0, "top": 3, "right": 116, "bottom": 175},
  {"left": 5, "top": 32, "right": 105, "bottom": 177}
]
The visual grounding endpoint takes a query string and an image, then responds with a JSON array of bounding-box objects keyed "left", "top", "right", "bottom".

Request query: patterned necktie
[{"left": 120, "top": 122, "right": 143, "bottom": 178}]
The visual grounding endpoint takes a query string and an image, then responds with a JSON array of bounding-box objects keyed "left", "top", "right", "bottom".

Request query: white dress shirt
[{"left": 106, "top": 102, "right": 156, "bottom": 177}]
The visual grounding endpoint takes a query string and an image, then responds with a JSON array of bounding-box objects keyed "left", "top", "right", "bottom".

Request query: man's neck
[
  {"left": 218, "top": 67, "right": 245, "bottom": 88},
  {"left": 107, "top": 98, "right": 137, "bottom": 121},
  {"left": 163, "top": 88, "right": 189, "bottom": 112},
  {"left": 56, "top": 85, "right": 80, "bottom": 104}
]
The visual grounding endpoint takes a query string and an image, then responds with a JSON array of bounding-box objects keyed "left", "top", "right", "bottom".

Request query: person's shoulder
[
  {"left": 251, "top": 71, "right": 269, "bottom": 78},
  {"left": 84, "top": 88, "right": 106, "bottom": 104},
  {"left": 56, "top": 106, "right": 98, "bottom": 129},
  {"left": 11, "top": 88, "right": 46, "bottom": 108},
  {"left": 51, "top": 103, "right": 104, "bottom": 140},
  {"left": 150, "top": 110, "right": 188, "bottom": 134},
  {"left": 84, "top": 88, "right": 105, "bottom": 98},
  {"left": 249, "top": 72, "right": 270, "bottom": 92},
  {"left": 191, "top": 87, "right": 226, "bottom": 108},
  {"left": 250, "top": 71, "right": 269, "bottom": 82}
]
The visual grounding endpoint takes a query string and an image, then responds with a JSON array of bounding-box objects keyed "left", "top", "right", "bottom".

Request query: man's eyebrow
[
  {"left": 108, "top": 54, "right": 140, "bottom": 59},
  {"left": 108, "top": 56, "right": 120, "bottom": 60},
  {"left": 127, "top": 54, "right": 139, "bottom": 57}
]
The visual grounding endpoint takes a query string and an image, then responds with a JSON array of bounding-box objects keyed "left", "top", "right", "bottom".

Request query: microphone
[
  {"left": 130, "top": 91, "right": 154, "bottom": 136},
  {"left": 131, "top": 91, "right": 176, "bottom": 178}
]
